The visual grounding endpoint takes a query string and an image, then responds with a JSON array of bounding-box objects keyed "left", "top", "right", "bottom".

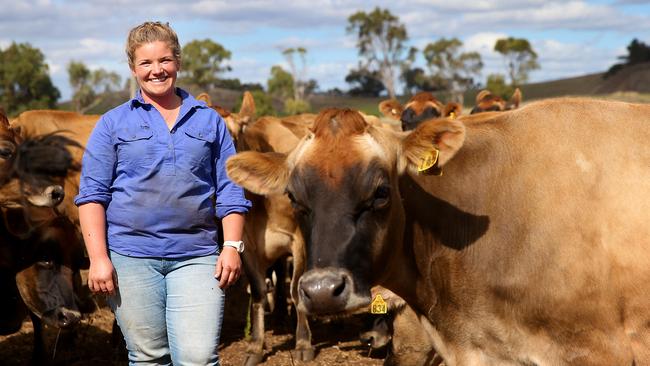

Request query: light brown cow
[
  {"left": 226, "top": 99, "right": 650, "bottom": 365},
  {"left": 381, "top": 92, "right": 462, "bottom": 131},
  {"left": 361, "top": 287, "right": 441, "bottom": 366},
  {"left": 470, "top": 88, "right": 522, "bottom": 114},
  {"left": 200, "top": 93, "right": 316, "bottom": 364}
]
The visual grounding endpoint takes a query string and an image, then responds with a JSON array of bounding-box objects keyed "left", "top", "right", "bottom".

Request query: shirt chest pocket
[
  {"left": 116, "top": 128, "right": 154, "bottom": 163},
  {"left": 184, "top": 126, "right": 216, "bottom": 164}
]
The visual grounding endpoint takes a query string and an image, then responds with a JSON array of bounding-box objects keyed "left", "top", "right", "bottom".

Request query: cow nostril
[
  {"left": 332, "top": 276, "right": 346, "bottom": 297},
  {"left": 50, "top": 186, "right": 65, "bottom": 201}
]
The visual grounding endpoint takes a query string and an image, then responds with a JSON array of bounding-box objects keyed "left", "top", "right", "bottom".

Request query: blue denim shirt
[{"left": 74, "top": 88, "right": 251, "bottom": 258}]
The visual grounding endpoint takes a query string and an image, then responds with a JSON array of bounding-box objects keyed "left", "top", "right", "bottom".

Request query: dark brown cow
[
  {"left": 10, "top": 110, "right": 98, "bottom": 227},
  {"left": 0, "top": 110, "right": 95, "bottom": 362},
  {"left": 226, "top": 99, "right": 650, "bottom": 365},
  {"left": 1, "top": 205, "right": 91, "bottom": 363},
  {"left": 470, "top": 88, "right": 522, "bottom": 114},
  {"left": 0, "top": 109, "right": 74, "bottom": 209}
]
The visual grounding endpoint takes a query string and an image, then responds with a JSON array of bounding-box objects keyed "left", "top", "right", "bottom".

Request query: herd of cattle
[{"left": 0, "top": 87, "right": 648, "bottom": 366}]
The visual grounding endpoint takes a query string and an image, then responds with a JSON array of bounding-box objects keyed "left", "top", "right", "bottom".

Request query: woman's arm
[
  {"left": 215, "top": 212, "right": 245, "bottom": 289},
  {"left": 79, "top": 202, "right": 116, "bottom": 294}
]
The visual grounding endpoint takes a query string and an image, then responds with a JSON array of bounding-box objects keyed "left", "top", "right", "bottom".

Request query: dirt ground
[{"left": 0, "top": 273, "right": 387, "bottom": 366}]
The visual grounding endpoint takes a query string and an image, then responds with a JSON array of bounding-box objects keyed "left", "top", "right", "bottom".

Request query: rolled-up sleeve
[
  {"left": 213, "top": 114, "right": 251, "bottom": 218},
  {"left": 74, "top": 116, "right": 116, "bottom": 207}
]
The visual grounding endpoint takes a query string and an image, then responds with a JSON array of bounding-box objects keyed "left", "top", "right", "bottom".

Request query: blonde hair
[{"left": 126, "top": 21, "right": 181, "bottom": 69}]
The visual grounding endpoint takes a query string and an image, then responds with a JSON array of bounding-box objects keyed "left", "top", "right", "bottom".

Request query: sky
[{"left": 1, "top": 0, "right": 649, "bottom": 101}]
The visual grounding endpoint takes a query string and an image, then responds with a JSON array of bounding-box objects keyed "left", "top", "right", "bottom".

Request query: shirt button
[{"left": 131, "top": 135, "right": 136, "bottom": 138}]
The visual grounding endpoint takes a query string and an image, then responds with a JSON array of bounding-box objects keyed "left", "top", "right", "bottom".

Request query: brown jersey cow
[
  {"left": 200, "top": 93, "right": 316, "bottom": 364},
  {"left": 226, "top": 98, "right": 650, "bottom": 365},
  {"left": 10, "top": 110, "right": 98, "bottom": 226},
  {"left": 0, "top": 109, "right": 79, "bottom": 209},
  {"left": 470, "top": 88, "right": 522, "bottom": 114}
]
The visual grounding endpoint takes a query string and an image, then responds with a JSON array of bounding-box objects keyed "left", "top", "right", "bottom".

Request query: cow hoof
[
  {"left": 244, "top": 353, "right": 263, "bottom": 366},
  {"left": 291, "top": 347, "right": 315, "bottom": 361}
]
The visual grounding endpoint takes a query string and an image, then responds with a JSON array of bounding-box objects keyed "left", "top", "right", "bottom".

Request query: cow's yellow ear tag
[
  {"left": 417, "top": 148, "right": 442, "bottom": 176},
  {"left": 371, "top": 294, "right": 387, "bottom": 314},
  {"left": 449, "top": 111, "right": 456, "bottom": 119}
]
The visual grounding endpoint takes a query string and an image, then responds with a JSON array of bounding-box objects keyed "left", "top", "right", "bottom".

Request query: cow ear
[
  {"left": 239, "top": 91, "right": 256, "bottom": 121},
  {"left": 196, "top": 92, "right": 212, "bottom": 106},
  {"left": 475, "top": 90, "right": 491, "bottom": 103},
  {"left": 508, "top": 88, "right": 522, "bottom": 109},
  {"left": 0, "top": 107, "right": 8, "bottom": 128},
  {"left": 378, "top": 99, "right": 403, "bottom": 121},
  {"left": 226, "top": 151, "right": 289, "bottom": 196},
  {"left": 443, "top": 102, "right": 462, "bottom": 118},
  {"left": 400, "top": 118, "right": 466, "bottom": 173}
]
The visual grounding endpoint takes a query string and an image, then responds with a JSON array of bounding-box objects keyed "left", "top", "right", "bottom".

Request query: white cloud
[{"left": 1, "top": 0, "right": 648, "bottom": 101}]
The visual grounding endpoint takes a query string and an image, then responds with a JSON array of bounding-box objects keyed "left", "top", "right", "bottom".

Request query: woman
[{"left": 75, "top": 21, "right": 250, "bottom": 365}]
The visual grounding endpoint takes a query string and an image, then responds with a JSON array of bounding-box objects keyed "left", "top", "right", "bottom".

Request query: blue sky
[{"left": 1, "top": 0, "right": 649, "bottom": 101}]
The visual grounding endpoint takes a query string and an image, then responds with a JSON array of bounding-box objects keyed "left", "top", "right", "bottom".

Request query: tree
[
  {"left": 0, "top": 42, "right": 60, "bottom": 116},
  {"left": 345, "top": 67, "right": 385, "bottom": 97},
  {"left": 347, "top": 7, "right": 409, "bottom": 99},
  {"left": 485, "top": 73, "right": 514, "bottom": 99},
  {"left": 494, "top": 37, "right": 540, "bottom": 87},
  {"left": 267, "top": 65, "right": 294, "bottom": 100},
  {"left": 401, "top": 67, "right": 437, "bottom": 95},
  {"left": 179, "top": 39, "right": 232, "bottom": 89},
  {"left": 282, "top": 47, "right": 308, "bottom": 101},
  {"left": 605, "top": 38, "right": 650, "bottom": 78},
  {"left": 68, "top": 61, "right": 121, "bottom": 113},
  {"left": 423, "top": 37, "right": 483, "bottom": 105}
]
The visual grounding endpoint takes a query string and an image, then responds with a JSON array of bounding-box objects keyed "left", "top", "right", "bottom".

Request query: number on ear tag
[
  {"left": 417, "top": 149, "right": 440, "bottom": 173},
  {"left": 371, "top": 294, "right": 387, "bottom": 314}
]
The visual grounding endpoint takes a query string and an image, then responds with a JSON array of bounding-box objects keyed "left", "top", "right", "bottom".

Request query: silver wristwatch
[{"left": 223, "top": 240, "right": 245, "bottom": 253}]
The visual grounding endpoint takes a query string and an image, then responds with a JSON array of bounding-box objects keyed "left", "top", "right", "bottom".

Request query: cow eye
[
  {"left": 0, "top": 147, "right": 14, "bottom": 159},
  {"left": 37, "top": 260, "right": 55, "bottom": 269},
  {"left": 287, "top": 191, "right": 310, "bottom": 215},
  {"left": 372, "top": 185, "right": 390, "bottom": 210}
]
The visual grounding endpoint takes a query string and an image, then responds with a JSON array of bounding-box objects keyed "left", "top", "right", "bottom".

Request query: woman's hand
[
  {"left": 88, "top": 256, "right": 117, "bottom": 295},
  {"left": 215, "top": 247, "right": 241, "bottom": 289}
]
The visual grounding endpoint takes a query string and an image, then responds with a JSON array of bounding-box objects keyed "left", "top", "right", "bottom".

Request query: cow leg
[
  {"left": 269, "top": 256, "right": 289, "bottom": 324},
  {"left": 241, "top": 252, "right": 268, "bottom": 366},
  {"left": 289, "top": 253, "right": 314, "bottom": 361},
  {"left": 29, "top": 312, "right": 46, "bottom": 365}
]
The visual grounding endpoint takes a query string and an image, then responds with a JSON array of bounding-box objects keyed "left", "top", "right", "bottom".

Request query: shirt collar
[{"left": 129, "top": 88, "right": 206, "bottom": 110}]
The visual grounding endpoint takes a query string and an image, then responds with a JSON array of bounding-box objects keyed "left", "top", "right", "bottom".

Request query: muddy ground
[{"left": 0, "top": 274, "right": 387, "bottom": 366}]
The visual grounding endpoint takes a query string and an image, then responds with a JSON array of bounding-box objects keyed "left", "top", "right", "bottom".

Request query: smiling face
[{"left": 131, "top": 41, "right": 179, "bottom": 103}]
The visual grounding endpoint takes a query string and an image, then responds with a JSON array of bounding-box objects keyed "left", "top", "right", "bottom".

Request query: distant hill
[
  {"left": 519, "top": 61, "right": 650, "bottom": 101},
  {"left": 57, "top": 61, "right": 650, "bottom": 116}
]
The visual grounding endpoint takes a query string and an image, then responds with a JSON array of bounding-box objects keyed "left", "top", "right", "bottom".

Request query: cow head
[
  {"left": 198, "top": 91, "right": 256, "bottom": 141},
  {"left": 4, "top": 209, "right": 87, "bottom": 328},
  {"left": 381, "top": 92, "right": 461, "bottom": 131},
  {"left": 227, "top": 108, "right": 465, "bottom": 316},
  {"left": 0, "top": 110, "right": 79, "bottom": 208},
  {"left": 470, "top": 88, "right": 522, "bottom": 114}
]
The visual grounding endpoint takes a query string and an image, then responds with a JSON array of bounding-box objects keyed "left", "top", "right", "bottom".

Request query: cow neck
[{"left": 394, "top": 123, "right": 507, "bottom": 312}]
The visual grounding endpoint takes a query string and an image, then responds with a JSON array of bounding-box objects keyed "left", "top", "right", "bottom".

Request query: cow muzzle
[
  {"left": 298, "top": 268, "right": 367, "bottom": 315},
  {"left": 41, "top": 306, "right": 81, "bottom": 328},
  {"left": 26, "top": 184, "right": 65, "bottom": 207}
]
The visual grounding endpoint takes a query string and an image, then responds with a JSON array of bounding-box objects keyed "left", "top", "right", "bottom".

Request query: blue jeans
[{"left": 108, "top": 251, "right": 224, "bottom": 365}]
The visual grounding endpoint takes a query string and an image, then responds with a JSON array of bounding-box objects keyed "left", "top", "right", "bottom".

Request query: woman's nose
[{"left": 152, "top": 62, "right": 164, "bottom": 74}]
